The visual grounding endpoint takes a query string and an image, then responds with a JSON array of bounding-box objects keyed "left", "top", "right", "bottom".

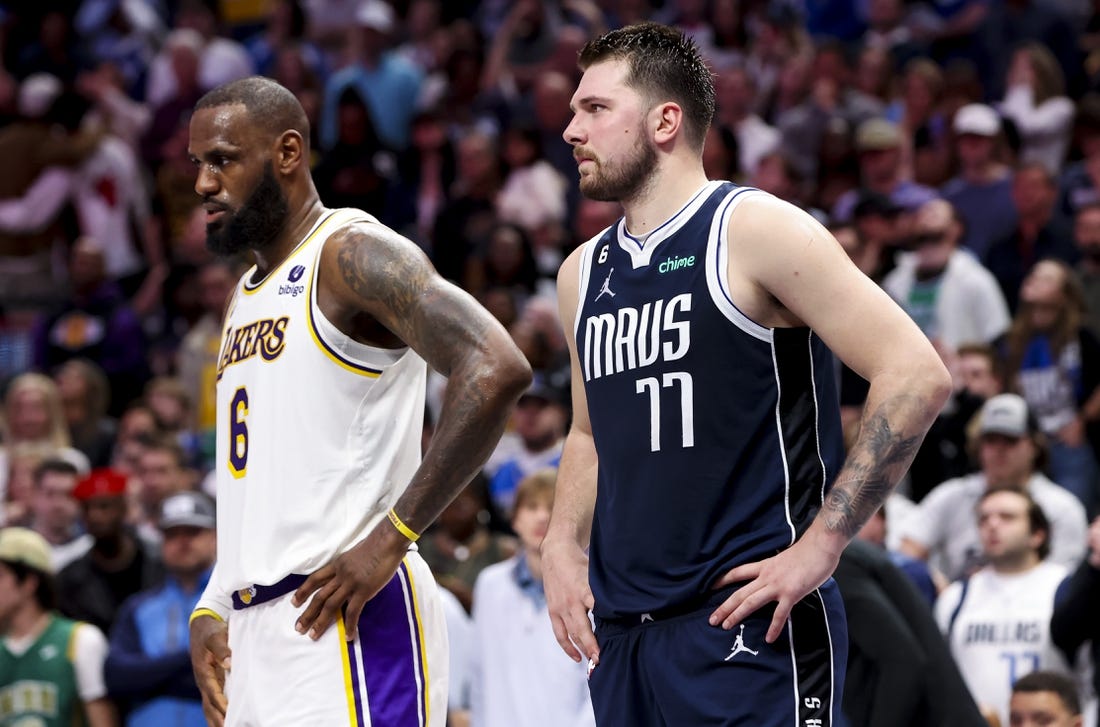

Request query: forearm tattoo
[
  {"left": 334, "top": 227, "right": 527, "bottom": 532},
  {"left": 822, "top": 396, "right": 925, "bottom": 539}
]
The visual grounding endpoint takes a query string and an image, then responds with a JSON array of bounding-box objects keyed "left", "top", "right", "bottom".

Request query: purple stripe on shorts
[{"left": 355, "top": 562, "right": 423, "bottom": 727}]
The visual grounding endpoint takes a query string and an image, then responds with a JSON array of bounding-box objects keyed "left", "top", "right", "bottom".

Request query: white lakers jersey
[{"left": 209, "top": 208, "right": 427, "bottom": 594}]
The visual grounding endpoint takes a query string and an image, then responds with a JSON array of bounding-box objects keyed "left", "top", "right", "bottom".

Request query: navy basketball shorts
[{"left": 588, "top": 578, "right": 847, "bottom": 726}]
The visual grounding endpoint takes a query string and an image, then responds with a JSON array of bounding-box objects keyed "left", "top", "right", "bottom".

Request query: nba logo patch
[
  {"left": 239, "top": 586, "right": 257, "bottom": 605},
  {"left": 288, "top": 265, "right": 306, "bottom": 282}
]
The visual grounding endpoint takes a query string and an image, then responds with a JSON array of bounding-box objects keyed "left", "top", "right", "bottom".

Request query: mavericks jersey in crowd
[
  {"left": 212, "top": 208, "right": 427, "bottom": 592},
  {"left": 574, "top": 182, "right": 845, "bottom": 619},
  {"left": 0, "top": 615, "right": 84, "bottom": 727}
]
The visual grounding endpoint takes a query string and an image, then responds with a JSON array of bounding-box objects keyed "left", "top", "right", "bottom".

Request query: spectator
[
  {"left": 54, "top": 359, "right": 118, "bottom": 469},
  {"left": 417, "top": 476, "right": 516, "bottom": 611},
  {"left": 889, "top": 57, "right": 953, "bottom": 186},
  {"left": 1003, "top": 258, "right": 1100, "bottom": 513},
  {"left": 934, "top": 487, "right": 1073, "bottom": 727},
  {"left": 832, "top": 117, "right": 939, "bottom": 223},
  {"left": 28, "top": 457, "right": 90, "bottom": 571},
  {"left": 898, "top": 393, "right": 1088, "bottom": 581},
  {"left": 883, "top": 198, "right": 1011, "bottom": 352},
  {"left": 57, "top": 468, "right": 164, "bottom": 635},
  {"left": 715, "top": 65, "right": 779, "bottom": 179},
  {"left": 470, "top": 469, "right": 595, "bottom": 727},
  {"left": 942, "top": 103, "right": 1018, "bottom": 259},
  {"left": 495, "top": 124, "right": 568, "bottom": 241},
  {"left": 440, "top": 584, "right": 474, "bottom": 727},
  {"left": 0, "top": 526, "right": 117, "bottom": 727},
  {"left": 1009, "top": 670, "right": 1084, "bottom": 727},
  {"left": 1073, "top": 201, "right": 1100, "bottom": 339},
  {"left": 319, "top": 0, "right": 423, "bottom": 151},
  {"left": 489, "top": 370, "right": 569, "bottom": 515},
  {"left": 32, "top": 238, "right": 151, "bottom": 415},
  {"left": 833, "top": 538, "right": 988, "bottom": 727},
  {"left": 105, "top": 491, "right": 216, "bottom": 727},
  {"left": 1051, "top": 515, "right": 1100, "bottom": 727},
  {"left": 0, "top": 373, "right": 89, "bottom": 506},
  {"left": 984, "top": 163, "right": 1078, "bottom": 312},
  {"left": 999, "top": 42, "right": 1075, "bottom": 175},
  {"left": 132, "top": 437, "right": 194, "bottom": 546},
  {"left": 311, "top": 87, "right": 395, "bottom": 216}
]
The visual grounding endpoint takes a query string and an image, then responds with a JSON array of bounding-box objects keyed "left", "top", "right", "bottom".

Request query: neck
[
  {"left": 962, "top": 160, "right": 1005, "bottom": 184},
  {"left": 33, "top": 520, "right": 72, "bottom": 545},
  {"left": 252, "top": 194, "right": 325, "bottom": 277},
  {"left": 621, "top": 159, "right": 709, "bottom": 237},
  {"left": 92, "top": 532, "right": 136, "bottom": 571},
  {"left": 7, "top": 605, "right": 48, "bottom": 641},
  {"left": 992, "top": 551, "right": 1040, "bottom": 575}
]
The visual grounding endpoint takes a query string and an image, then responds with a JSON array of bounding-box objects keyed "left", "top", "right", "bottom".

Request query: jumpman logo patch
[
  {"left": 724, "top": 624, "right": 759, "bottom": 661},
  {"left": 595, "top": 268, "right": 616, "bottom": 301}
]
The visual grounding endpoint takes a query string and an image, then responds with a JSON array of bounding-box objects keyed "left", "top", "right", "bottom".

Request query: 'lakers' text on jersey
[
  {"left": 574, "top": 182, "right": 845, "bottom": 619},
  {"left": 212, "top": 209, "right": 427, "bottom": 593}
]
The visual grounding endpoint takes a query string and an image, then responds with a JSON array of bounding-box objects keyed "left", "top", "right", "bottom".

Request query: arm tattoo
[
  {"left": 333, "top": 226, "right": 530, "bottom": 532},
  {"left": 821, "top": 396, "right": 925, "bottom": 539}
]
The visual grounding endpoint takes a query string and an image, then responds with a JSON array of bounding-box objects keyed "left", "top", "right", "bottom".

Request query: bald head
[
  {"left": 915, "top": 198, "right": 956, "bottom": 232},
  {"left": 196, "top": 76, "right": 310, "bottom": 148}
]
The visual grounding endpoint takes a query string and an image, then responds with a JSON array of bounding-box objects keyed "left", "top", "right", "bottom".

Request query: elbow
[
  {"left": 925, "top": 356, "right": 953, "bottom": 412},
  {"left": 494, "top": 348, "right": 533, "bottom": 403}
]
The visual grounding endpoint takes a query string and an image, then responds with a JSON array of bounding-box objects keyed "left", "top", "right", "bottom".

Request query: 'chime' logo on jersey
[
  {"left": 216, "top": 316, "right": 290, "bottom": 379},
  {"left": 582, "top": 293, "right": 691, "bottom": 381}
]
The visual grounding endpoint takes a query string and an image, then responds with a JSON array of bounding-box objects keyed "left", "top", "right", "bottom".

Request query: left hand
[
  {"left": 708, "top": 533, "right": 843, "bottom": 644},
  {"left": 291, "top": 526, "right": 409, "bottom": 641}
]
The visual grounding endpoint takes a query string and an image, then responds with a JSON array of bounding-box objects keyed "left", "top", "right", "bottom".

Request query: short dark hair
[
  {"left": 578, "top": 22, "right": 715, "bottom": 151},
  {"left": 1, "top": 560, "right": 57, "bottom": 611},
  {"left": 195, "top": 76, "right": 310, "bottom": 146},
  {"left": 978, "top": 485, "right": 1051, "bottom": 560},
  {"left": 1012, "top": 670, "right": 1081, "bottom": 715}
]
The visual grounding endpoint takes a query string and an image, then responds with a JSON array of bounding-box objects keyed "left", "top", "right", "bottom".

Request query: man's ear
[
  {"left": 276, "top": 130, "right": 306, "bottom": 174},
  {"left": 652, "top": 101, "right": 684, "bottom": 146}
]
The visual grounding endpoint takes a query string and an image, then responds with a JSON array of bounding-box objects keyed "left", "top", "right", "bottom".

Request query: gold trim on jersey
[{"left": 240, "top": 209, "right": 337, "bottom": 295}]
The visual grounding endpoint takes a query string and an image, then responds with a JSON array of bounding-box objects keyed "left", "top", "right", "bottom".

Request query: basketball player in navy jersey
[
  {"left": 542, "top": 24, "right": 953, "bottom": 726},
  {"left": 185, "top": 78, "right": 531, "bottom": 726}
]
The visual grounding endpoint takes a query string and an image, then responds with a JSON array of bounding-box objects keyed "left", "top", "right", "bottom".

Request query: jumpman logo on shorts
[
  {"left": 724, "top": 624, "right": 759, "bottom": 660},
  {"left": 595, "top": 268, "right": 616, "bottom": 301}
]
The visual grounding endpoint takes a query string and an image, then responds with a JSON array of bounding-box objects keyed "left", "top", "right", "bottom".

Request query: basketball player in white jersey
[{"left": 185, "top": 77, "right": 532, "bottom": 727}]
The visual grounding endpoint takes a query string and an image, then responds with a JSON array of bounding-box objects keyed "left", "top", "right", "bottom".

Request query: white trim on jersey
[
  {"left": 573, "top": 234, "right": 602, "bottom": 341},
  {"left": 807, "top": 330, "right": 829, "bottom": 507},
  {"left": 704, "top": 187, "right": 772, "bottom": 343},
  {"left": 770, "top": 339, "right": 797, "bottom": 545},
  {"left": 616, "top": 180, "right": 724, "bottom": 268}
]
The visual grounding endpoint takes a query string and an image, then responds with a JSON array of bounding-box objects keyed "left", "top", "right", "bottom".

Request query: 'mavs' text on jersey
[
  {"left": 583, "top": 293, "right": 691, "bottom": 381},
  {"left": 217, "top": 317, "right": 289, "bottom": 379}
]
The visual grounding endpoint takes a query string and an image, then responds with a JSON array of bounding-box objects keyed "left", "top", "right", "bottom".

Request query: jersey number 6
[{"left": 229, "top": 387, "right": 249, "bottom": 478}]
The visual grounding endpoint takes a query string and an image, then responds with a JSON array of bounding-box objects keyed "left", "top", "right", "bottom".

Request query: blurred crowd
[{"left": 2, "top": 0, "right": 1100, "bottom": 726}]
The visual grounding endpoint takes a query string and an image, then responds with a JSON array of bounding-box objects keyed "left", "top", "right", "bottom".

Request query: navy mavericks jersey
[{"left": 574, "top": 182, "right": 845, "bottom": 619}]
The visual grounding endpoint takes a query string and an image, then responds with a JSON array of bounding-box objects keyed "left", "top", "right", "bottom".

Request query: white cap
[
  {"left": 953, "top": 103, "right": 1001, "bottom": 137},
  {"left": 978, "top": 394, "right": 1032, "bottom": 438},
  {"left": 356, "top": 0, "right": 394, "bottom": 33},
  {"left": 18, "top": 73, "right": 62, "bottom": 119}
]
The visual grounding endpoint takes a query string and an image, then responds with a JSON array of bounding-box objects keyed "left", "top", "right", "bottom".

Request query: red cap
[{"left": 73, "top": 468, "right": 128, "bottom": 501}]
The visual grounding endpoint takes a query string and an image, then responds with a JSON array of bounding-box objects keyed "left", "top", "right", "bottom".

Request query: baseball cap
[
  {"left": 0, "top": 527, "right": 54, "bottom": 574},
  {"left": 855, "top": 118, "right": 902, "bottom": 152},
  {"left": 73, "top": 468, "right": 128, "bottom": 501},
  {"left": 519, "top": 370, "right": 569, "bottom": 407},
  {"left": 953, "top": 104, "right": 1000, "bottom": 137},
  {"left": 355, "top": 0, "right": 394, "bottom": 33},
  {"left": 18, "top": 73, "right": 62, "bottom": 119},
  {"left": 978, "top": 394, "right": 1033, "bottom": 438},
  {"left": 159, "top": 491, "right": 216, "bottom": 530}
]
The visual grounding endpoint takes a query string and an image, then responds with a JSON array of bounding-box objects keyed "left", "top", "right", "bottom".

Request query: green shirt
[{"left": 0, "top": 615, "right": 84, "bottom": 727}]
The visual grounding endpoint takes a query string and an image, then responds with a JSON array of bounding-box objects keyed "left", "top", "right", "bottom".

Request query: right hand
[
  {"left": 541, "top": 538, "right": 599, "bottom": 665},
  {"left": 189, "top": 614, "right": 231, "bottom": 727}
]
